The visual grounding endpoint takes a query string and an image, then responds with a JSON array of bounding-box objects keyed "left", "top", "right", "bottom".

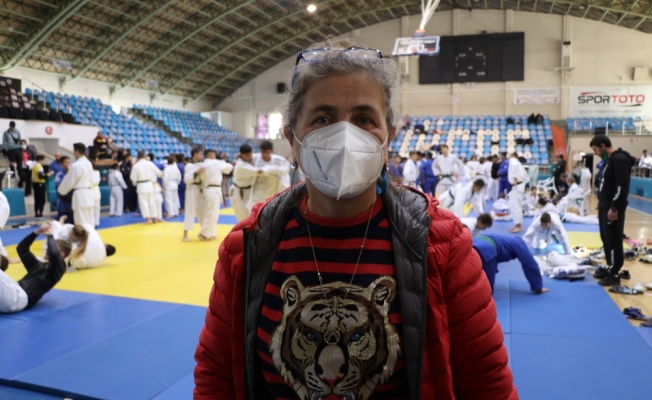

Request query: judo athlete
[
  {"left": 230, "top": 144, "right": 258, "bottom": 221},
  {"left": 437, "top": 179, "right": 485, "bottom": 218},
  {"left": 0, "top": 225, "right": 71, "bottom": 313},
  {"left": 183, "top": 148, "right": 205, "bottom": 242},
  {"left": 522, "top": 212, "right": 572, "bottom": 255},
  {"left": 162, "top": 157, "right": 182, "bottom": 218},
  {"left": 251, "top": 140, "right": 291, "bottom": 204},
  {"left": 130, "top": 151, "right": 163, "bottom": 224},
  {"left": 57, "top": 143, "right": 95, "bottom": 226},
  {"left": 108, "top": 163, "right": 128, "bottom": 217},
  {"left": 432, "top": 144, "right": 464, "bottom": 197},
  {"left": 199, "top": 149, "right": 234, "bottom": 240},
  {"left": 507, "top": 152, "right": 529, "bottom": 233},
  {"left": 472, "top": 234, "right": 549, "bottom": 294}
]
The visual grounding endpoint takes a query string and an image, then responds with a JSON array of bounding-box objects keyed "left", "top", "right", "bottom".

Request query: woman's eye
[
  {"left": 314, "top": 116, "right": 329, "bottom": 124},
  {"left": 358, "top": 116, "right": 371, "bottom": 125}
]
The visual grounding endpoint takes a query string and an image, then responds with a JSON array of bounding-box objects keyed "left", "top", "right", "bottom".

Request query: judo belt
[
  {"left": 475, "top": 235, "right": 497, "bottom": 249},
  {"left": 206, "top": 184, "right": 221, "bottom": 188},
  {"left": 233, "top": 183, "right": 252, "bottom": 198},
  {"left": 441, "top": 174, "right": 453, "bottom": 181},
  {"left": 447, "top": 189, "right": 455, "bottom": 201},
  {"left": 137, "top": 180, "right": 150, "bottom": 184},
  {"left": 73, "top": 187, "right": 91, "bottom": 190}
]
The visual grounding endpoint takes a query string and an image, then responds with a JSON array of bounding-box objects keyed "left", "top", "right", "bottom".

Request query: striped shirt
[{"left": 257, "top": 196, "right": 408, "bottom": 399}]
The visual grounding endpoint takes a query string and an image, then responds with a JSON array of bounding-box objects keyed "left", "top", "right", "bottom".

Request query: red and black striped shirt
[{"left": 257, "top": 196, "right": 408, "bottom": 399}]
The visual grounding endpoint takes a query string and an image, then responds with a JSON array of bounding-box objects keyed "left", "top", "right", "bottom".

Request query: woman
[
  {"left": 46, "top": 220, "right": 114, "bottom": 269},
  {"left": 194, "top": 37, "right": 517, "bottom": 400}
]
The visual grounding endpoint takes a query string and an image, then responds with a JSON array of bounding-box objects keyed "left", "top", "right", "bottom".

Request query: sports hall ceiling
[{"left": 0, "top": 0, "right": 650, "bottom": 106}]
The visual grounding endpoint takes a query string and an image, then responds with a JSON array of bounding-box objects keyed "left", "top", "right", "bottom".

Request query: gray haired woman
[{"left": 194, "top": 37, "right": 517, "bottom": 400}]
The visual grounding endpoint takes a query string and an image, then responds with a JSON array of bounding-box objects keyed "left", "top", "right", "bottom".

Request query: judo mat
[{"left": 1, "top": 199, "right": 652, "bottom": 399}]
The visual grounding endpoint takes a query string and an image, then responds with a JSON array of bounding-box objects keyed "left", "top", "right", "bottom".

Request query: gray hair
[{"left": 281, "top": 36, "right": 401, "bottom": 132}]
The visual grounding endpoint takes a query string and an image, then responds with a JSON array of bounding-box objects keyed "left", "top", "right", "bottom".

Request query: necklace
[{"left": 304, "top": 196, "right": 377, "bottom": 314}]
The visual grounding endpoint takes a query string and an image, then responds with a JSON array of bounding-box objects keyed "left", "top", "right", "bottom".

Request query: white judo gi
[
  {"left": 438, "top": 181, "right": 484, "bottom": 218},
  {"left": 251, "top": 154, "right": 290, "bottom": 205},
  {"left": 91, "top": 169, "right": 101, "bottom": 227},
  {"left": 230, "top": 158, "right": 258, "bottom": 221},
  {"left": 402, "top": 159, "right": 420, "bottom": 188},
  {"left": 130, "top": 159, "right": 163, "bottom": 220},
  {"left": 108, "top": 169, "right": 127, "bottom": 217},
  {"left": 199, "top": 159, "right": 234, "bottom": 239},
  {"left": 58, "top": 156, "right": 95, "bottom": 226},
  {"left": 507, "top": 157, "right": 529, "bottom": 226},
  {"left": 432, "top": 154, "right": 464, "bottom": 197},
  {"left": 162, "top": 163, "right": 182, "bottom": 218},
  {"left": 45, "top": 221, "right": 106, "bottom": 268},
  {"left": 183, "top": 162, "right": 204, "bottom": 232},
  {"left": 523, "top": 213, "right": 572, "bottom": 254},
  {"left": 0, "top": 191, "right": 9, "bottom": 258}
]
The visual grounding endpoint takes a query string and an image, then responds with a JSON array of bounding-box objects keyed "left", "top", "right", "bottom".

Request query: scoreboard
[{"left": 419, "top": 32, "right": 524, "bottom": 84}]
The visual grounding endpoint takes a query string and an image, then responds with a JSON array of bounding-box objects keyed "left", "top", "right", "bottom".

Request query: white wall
[
  {"left": 216, "top": 10, "right": 652, "bottom": 137},
  {"left": 3, "top": 66, "right": 212, "bottom": 113},
  {"left": 1, "top": 118, "right": 98, "bottom": 155}
]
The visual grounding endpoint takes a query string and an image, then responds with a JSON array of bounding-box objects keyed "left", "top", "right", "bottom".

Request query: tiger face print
[{"left": 269, "top": 276, "right": 400, "bottom": 400}]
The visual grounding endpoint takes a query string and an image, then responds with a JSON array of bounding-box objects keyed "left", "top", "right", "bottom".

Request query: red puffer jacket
[{"left": 194, "top": 184, "right": 518, "bottom": 399}]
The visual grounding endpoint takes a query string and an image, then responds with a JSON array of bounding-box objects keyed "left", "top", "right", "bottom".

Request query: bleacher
[
  {"left": 133, "top": 105, "right": 255, "bottom": 160},
  {"left": 565, "top": 117, "right": 636, "bottom": 132},
  {"left": 1, "top": 83, "right": 57, "bottom": 121},
  {"left": 40, "top": 92, "right": 192, "bottom": 159},
  {"left": 391, "top": 114, "right": 553, "bottom": 165}
]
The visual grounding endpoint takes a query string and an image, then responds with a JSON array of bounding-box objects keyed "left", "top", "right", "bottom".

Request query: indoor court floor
[{"left": 2, "top": 196, "right": 652, "bottom": 399}]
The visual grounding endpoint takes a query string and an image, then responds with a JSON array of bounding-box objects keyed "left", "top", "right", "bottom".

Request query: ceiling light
[{"left": 307, "top": 3, "right": 317, "bottom": 13}]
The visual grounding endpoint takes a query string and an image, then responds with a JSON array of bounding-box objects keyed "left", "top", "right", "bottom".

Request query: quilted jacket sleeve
[
  {"left": 438, "top": 215, "right": 518, "bottom": 400},
  {"left": 194, "top": 217, "right": 249, "bottom": 400}
]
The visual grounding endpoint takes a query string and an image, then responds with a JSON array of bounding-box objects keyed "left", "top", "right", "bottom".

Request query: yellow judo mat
[{"left": 4, "top": 218, "right": 235, "bottom": 307}]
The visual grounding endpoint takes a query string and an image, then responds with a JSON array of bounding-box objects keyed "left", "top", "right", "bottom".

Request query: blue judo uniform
[
  {"left": 497, "top": 158, "right": 511, "bottom": 196},
  {"left": 419, "top": 158, "right": 437, "bottom": 196},
  {"left": 472, "top": 234, "right": 543, "bottom": 293}
]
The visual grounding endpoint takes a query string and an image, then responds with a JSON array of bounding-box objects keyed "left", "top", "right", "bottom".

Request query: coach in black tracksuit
[{"left": 590, "top": 135, "right": 635, "bottom": 286}]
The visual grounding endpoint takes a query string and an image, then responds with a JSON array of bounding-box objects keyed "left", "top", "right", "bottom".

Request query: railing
[
  {"left": 567, "top": 117, "right": 652, "bottom": 135},
  {"left": 632, "top": 167, "right": 652, "bottom": 178}
]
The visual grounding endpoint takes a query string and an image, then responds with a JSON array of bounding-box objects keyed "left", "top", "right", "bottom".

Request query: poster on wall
[
  {"left": 513, "top": 88, "right": 560, "bottom": 105},
  {"left": 569, "top": 85, "right": 652, "bottom": 117}
]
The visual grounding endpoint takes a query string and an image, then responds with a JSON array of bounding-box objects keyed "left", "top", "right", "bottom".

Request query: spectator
[
  {"left": 590, "top": 135, "right": 635, "bottom": 286},
  {"left": 93, "top": 131, "right": 109, "bottom": 159},
  {"left": 119, "top": 152, "right": 137, "bottom": 212},
  {"left": 638, "top": 149, "right": 652, "bottom": 178},
  {"left": 2, "top": 121, "right": 21, "bottom": 170},
  {"left": 553, "top": 154, "right": 567, "bottom": 192},
  {"left": 17, "top": 139, "right": 36, "bottom": 196},
  {"left": 54, "top": 156, "right": 73, "bottom": 223},
  {"left": 48, "top": 151, "right": 64, "bottom": 176},
  {"left": 31, "top": 155, "right": 47, "bottom": 218}
]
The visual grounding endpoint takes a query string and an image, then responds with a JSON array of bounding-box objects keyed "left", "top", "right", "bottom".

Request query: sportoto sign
[{"left": 569, "top": 85, "right": 652, "bottom": 117}]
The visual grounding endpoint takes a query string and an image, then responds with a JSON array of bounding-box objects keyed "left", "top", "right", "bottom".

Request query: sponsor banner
[
  {"left": 570, "top": 85, "right": 652, "bottom": 117},
  {"left": 513, "top": 87, "right": 560, "bottom": 105}
]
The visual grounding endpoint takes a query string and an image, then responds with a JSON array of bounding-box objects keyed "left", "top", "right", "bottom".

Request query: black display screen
[{"left": 419, "top": 32, "right": 524, "bottom": 84}]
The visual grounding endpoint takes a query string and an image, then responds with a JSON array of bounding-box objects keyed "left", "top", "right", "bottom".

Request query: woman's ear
[
  {"left": 388, "top": 126, "right": 397, "bottom": 143},
  {"left": 284, "top": 126, "right": 293, "bottom": 146}
]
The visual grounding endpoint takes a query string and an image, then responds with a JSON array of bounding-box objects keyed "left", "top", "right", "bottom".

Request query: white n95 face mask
[{"left": 294, "top": 121, "right": 387, "bottom": 200}]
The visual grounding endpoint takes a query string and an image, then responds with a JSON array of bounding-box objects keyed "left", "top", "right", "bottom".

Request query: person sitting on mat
[
  {"left": 523, "top": 212, "right": 572, "bottom": 255},
  {"left": 471, "top": 233, "right": 549, "bottom": 294},
  {"left": 0, "top": 224, "right": 71, "bottom": 313}
]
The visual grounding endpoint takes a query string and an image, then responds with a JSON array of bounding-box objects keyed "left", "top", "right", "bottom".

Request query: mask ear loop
[{"left": 376, "top": 164, "right": 387, "bottom": 195}]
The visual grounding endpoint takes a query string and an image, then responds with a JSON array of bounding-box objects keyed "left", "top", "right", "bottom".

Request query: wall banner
[
  {"left": 569, "top": 85, "right": 652, "bottom": 117},
  {"left": 513, "top": 87, "right": 560, "bottom": 105}
]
